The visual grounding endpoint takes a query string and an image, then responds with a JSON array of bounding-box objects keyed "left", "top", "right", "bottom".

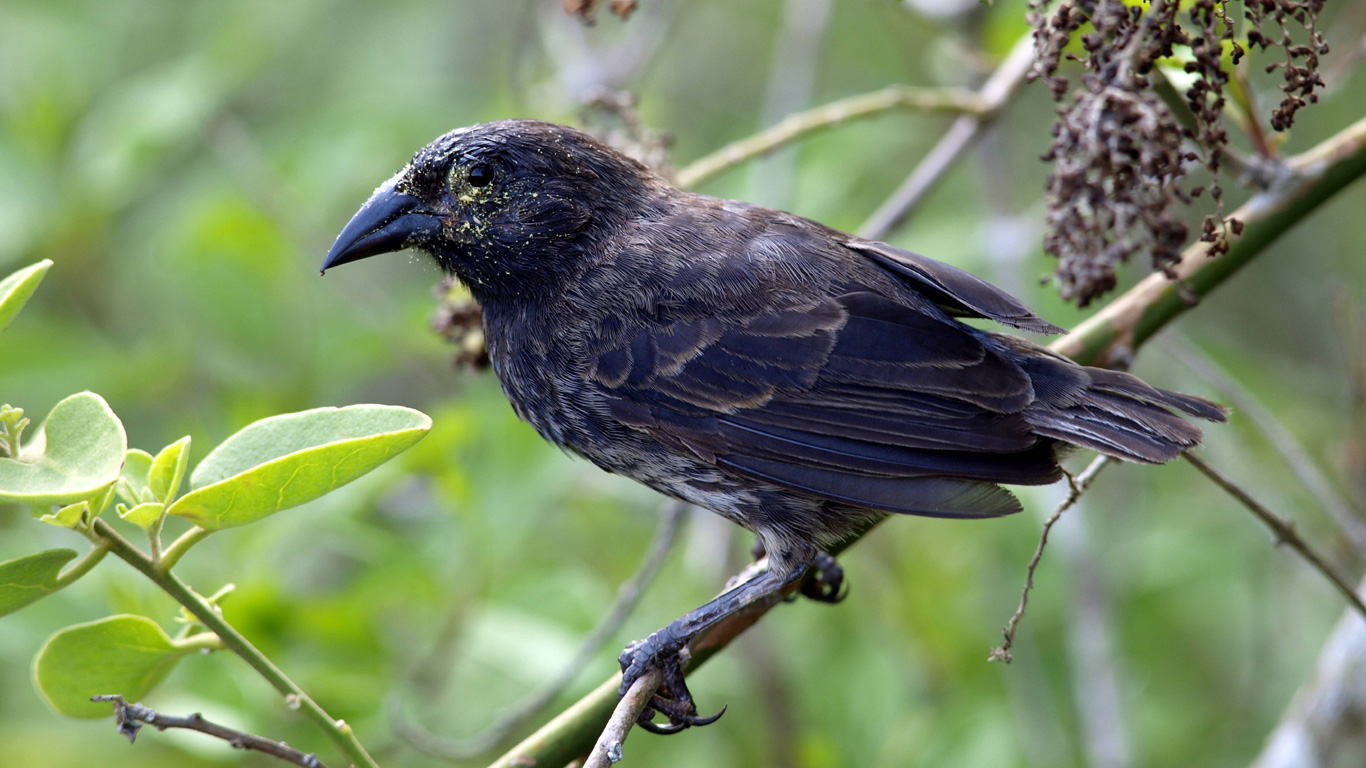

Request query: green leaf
[
  {"left": 120, "top": 449, "right": 154, "bottom": 493},
  {"left": 167, "top": 405, "right": 430, "bottom": 530},
  {"left": 0, "top": 259, "right": 52, "bottom": 334},
  {"left": 39, "top": 500, "right": 88, "bottom": 528},
  {"left": 117, "top": 501, "right": 164, "bottom": 528},
  {"left": 0, "top": 393, "right": 127, "bottom": 506},
  {"left": 148, "top": 436, "right": 191, "bottom": 503},
  {"left": 0, "top": 549, "right": 78, "bottom": 616},
  {"left": 33, "top": 615, "right": 193, "bottom": 718}
]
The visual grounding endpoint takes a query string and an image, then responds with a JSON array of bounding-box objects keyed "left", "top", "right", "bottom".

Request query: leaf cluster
[{"left": 0, "top": 261, "right": 429, "bottom": 739}]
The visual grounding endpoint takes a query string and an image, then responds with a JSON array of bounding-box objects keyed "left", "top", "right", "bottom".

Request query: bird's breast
[{"left": 480, "top": 300, "right": 602, "bottom": 452}]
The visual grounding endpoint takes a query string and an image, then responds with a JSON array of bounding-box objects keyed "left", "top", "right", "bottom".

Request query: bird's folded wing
[
  {"left": 846, "top": 239, "right": 1066, "bottom": 335},
  {"left": 593, "top": 290, "right": 1065, "bottom": 519}
]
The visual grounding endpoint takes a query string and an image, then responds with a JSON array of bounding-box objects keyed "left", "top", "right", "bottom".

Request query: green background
[{"left": 3, "top": 1, "right": 1365, "bottom": 766}]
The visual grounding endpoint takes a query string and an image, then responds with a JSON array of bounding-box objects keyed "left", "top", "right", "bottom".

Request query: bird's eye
[{"left": 468, "top": 164, "right": 494, "bottom": 187}]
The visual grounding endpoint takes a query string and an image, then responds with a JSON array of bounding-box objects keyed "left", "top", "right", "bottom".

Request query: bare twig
[
  {"left": 1168, "top": 334, "right": 1366, "bottom": 552},
  {"left": 583, "top": 669, "right": 664, "bottom": 768},
  {"left": 674, "top": 85, "right": 988, "bottom": 189},
  {"left": 395, "top": 502, "right": 687, "bottom": 759},
  {"left": 86, "top": 520, "right": 379, "bottom": 768},
  {"left": 92, "top": 695, "right": 328, "bottom": 768},
  {"left": 990, "top": 455, "right": 1113, "bottom": 663},
  {"left": 1183, "top": 451, "right": 1366, "bottom": 622},
  {"left": 859, "top": 32, "right": 1037, "bottom": 240}
]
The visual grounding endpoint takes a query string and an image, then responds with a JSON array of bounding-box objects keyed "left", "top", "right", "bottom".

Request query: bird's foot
[
  {"left": 619, "top": 632, "right": 726, "bottom": 733},
  {"left": 799, "top": 551, "right": 848, "bottom": 604}
]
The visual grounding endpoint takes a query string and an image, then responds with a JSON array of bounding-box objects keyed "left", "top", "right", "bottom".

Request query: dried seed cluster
[
  {"left": 1029, "top": 0, "right": 1325, "bottom": 306},
  {"left": 563, "top": 0, "right": 637, "bottom": 24},
  {"left": 1245, "top": 0, "right": 1328, "bottom": 131}
]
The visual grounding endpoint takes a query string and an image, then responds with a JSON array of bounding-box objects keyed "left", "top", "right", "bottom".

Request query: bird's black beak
[{"left": 320, "top": 176, "right": 443, "bottom": 274}]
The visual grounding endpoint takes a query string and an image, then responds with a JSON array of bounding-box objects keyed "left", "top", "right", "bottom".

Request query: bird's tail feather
[{"left": 1024, "top": 365, "right": 1227, "bottom": 464}]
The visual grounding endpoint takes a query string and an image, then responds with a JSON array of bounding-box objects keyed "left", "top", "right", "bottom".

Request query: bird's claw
[
  {"left": 619, "top": 632, "right": 725, "bottom": 733},
  {"left": 637, "top": 698, "right": 727, "bottom": 733},
  {"left": 799, "top": 551, "right": 848, "bottom": 604}
]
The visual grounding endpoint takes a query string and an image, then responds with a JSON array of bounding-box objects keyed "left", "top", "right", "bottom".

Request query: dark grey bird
[{"left": 322, "top": 119, "right": 1224, "bottom": 732}]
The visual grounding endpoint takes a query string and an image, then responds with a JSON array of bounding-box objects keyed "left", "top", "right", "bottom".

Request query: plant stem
[
  {"left": 53, "top": 540, "right": 111, "bottom": 588},
  {"left": 158, "top": 525, "right": 212, "bottom": 574},
  {"left": 177, "top": 632, "right": 228, "bottom": 652},
  {"left": 89, "top": 519, "right": 379, "bottom": 768}
]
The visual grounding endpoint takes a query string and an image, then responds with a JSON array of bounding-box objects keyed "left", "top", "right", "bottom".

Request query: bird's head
[{"left": 321, "top": 119, "right": 656, "bottom": 300}]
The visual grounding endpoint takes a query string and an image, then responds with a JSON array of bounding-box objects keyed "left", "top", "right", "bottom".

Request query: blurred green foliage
[{"left": 2, "top": 1, "right": 1365, "bottom": 766}]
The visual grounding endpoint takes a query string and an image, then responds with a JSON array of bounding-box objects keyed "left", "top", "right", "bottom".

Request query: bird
[{"left": 321, "top": 119, "right": 1225, "bottom": 732}]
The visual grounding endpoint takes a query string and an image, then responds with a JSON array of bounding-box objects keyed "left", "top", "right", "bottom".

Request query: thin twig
[
  {"left": 583, "top": 669, "right": 664, "bottom": 768},
  {"left": 859, "top": 32, "right": 1037, "bottom": 240},
  {"left": 675, "top": 85, "right": 988, "bottom": 189},
  {"left": 393, "top": 502, "right": 688, "bottom": 759},
  {"left": 1183, "top": 451, "right": 1366, "bottom": 622},
  {"left": 92, "top": 695, "right": 328, "bottom": 768},
  {"left": 1167, "top": 334, "right": 1366, "bottom": 552},
  {"left": 990, "top": 455, "right": 1113, "bottom": 663}
]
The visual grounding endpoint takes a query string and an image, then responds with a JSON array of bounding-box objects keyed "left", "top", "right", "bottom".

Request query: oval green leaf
[
  {"left": 33, "top": 615, "right": 191, "bottom": 718},
  {"left": 167, "top": 405, "right": 430, "bottom": 530},
  {"left": 0, "top": 259, "right": 52, "bottom": 334},
  {"left": 0, "top": 549, "right": 78, "bottom": 617},
  {"left": 117, "top": 448, "right": 154, "bottom": 503},
  {"left": 0, "top": 393, "right": 127, "bottom": 506},
  {"left": 149, "top": 436, "right": 191, "bottom": 503}
]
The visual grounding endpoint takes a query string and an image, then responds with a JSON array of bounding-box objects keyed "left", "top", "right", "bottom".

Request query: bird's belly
[{"left": 489, "top": 348, "right": 757, "bottom": 524}]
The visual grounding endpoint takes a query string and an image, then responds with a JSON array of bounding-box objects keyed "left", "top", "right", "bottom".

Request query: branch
[
  {"left": 92, "top": 695, "right": 328, "bottom": 768},
  {"left": 483, "top": 105, "right": 1366, "bottom": 768},
  {"left": 1183, "top": 452, "right": 1366, "bottom": 622},
  {"left": 392, "top": 502, "right": 687, "bottom": 759},
  {"left": 583, "top": 669, "right": 664, "bottom": 768},
  {"left": 87, "top": 519, "right": 379, "bottom": 768},
  {"left": 674, "top": 85, "right": 988, "bottom": 189},
  {"left": 859, "top": 31, "right": 1037, "bottom": 240},
  {"left": 989, "top": 455, "right": 1113, "bottom": 663},
  {"left": 52, "top": 539, "right": 110, "bottom": 588}
]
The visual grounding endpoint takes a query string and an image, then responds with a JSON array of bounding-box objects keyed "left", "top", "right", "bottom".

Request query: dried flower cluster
[
  {"left": 1245, "top": 0, "right": 1328, "bottom": 131},
  {"left": 1029, "top": 0, "right": 1325, "bottom": 306},
  {"left": 564, "top": 0, "right": 637, "bottom": 24},
  {"left": 580, "top": 89, "right": 676, "bottom": 176},
  {"left": 432, "top": 279, "right": 490, "bottom": 371}
]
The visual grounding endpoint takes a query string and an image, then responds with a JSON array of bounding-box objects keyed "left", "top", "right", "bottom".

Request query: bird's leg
[
  {"left": 620, "top": 552, "right": 812, "bottom": 732},
  {"left": 748, "top": 538, "right": 846, "bottom": 604}
]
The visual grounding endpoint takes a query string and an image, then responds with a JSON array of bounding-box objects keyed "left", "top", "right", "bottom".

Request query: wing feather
[{"left": 590, "top": 288, "right": 1062, "bottom": 517}]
